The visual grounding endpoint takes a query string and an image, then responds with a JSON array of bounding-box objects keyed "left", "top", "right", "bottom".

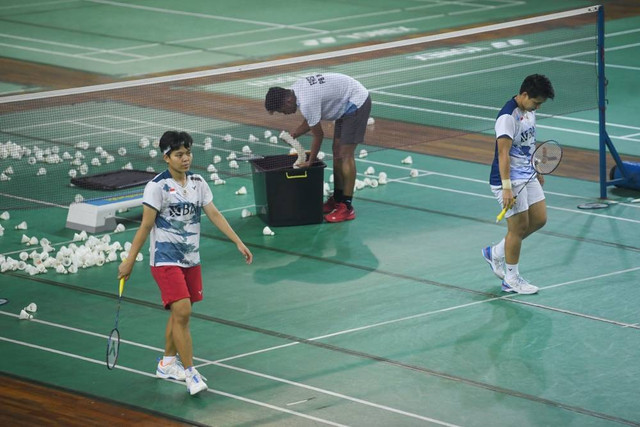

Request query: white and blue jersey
[
  {"left": 489, "top": 97, "right": 537, "bottom": 186},
  {"left": 143, "top": 170, "right": 213, "bottom": 267}
]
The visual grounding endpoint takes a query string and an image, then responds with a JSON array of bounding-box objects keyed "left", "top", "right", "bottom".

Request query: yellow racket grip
[
  {"left": 118, "top": 277, "right": 125, "bottom": 297},
  {"left": 496, "top": 206, "right": 508, "bottom": 223}
]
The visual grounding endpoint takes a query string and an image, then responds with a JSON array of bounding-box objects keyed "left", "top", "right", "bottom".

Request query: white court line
[
  {"left": 0, "top": 0, "right": 78, "bottom": 11},
  {"left": 0, "top": 335, "right": 348, "bottom": 427},
  {"left": 0, "top": 313, "right": 459, "bottom": 427}
]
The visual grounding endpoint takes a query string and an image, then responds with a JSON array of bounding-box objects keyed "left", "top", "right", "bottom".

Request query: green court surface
[
  {"left": 1, "top": 147, "right": 640, "bottom": 426},
  {"left": 0, "top": 0, "right": 605, "bottom": 78},
  {"left": 2, "top": 1, "right": 640, "bottom": 426}
]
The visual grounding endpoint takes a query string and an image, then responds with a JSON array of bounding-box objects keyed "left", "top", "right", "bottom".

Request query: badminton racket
[
  {"left": 496, "top": 140, "right": 563, "bottom": 222},
  {"left": 106, "top": 277, "right": 125, "bottom": 370}
]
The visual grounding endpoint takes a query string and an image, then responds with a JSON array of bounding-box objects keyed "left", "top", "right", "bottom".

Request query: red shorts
[{"left": 150, "top": 265, "right": 203, "bottom": 309}]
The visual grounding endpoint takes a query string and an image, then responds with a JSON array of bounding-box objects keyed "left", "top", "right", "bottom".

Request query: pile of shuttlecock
[{"left": 19, "top": 302, "right": 38, "bottom": 320}]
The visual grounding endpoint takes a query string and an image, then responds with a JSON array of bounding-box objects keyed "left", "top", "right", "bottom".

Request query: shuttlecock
[
  {"left": 262, "top": 226, "right": 275, "bottom": 236},
  {"left": 213, "top": 155, "right": 222, "bottom": 163},
  {"left": 36, "top": 167, "right": 47, "bottom": 176},
  {"left": 19, "top": 309, "right": 33, "bottom": 320},
  {"left": 248, "top": 134, "right": 259, "bottom": 142},
  {"left": 354, "top": 179, "right": 366, "bottom": 191},
  {"left": 118, "top": 147, "right": 127, "bottom": 156},
  {"left": 136, "top": 253, "right": 143, "bottom": 262},
  {"left": 74, "top": 194, "right": 84, "bottom": 203},
  {"left": 241, "top": 208, "right": 252, "bottom": 218},
  {"left": 378, "top": 172, "right": 388, "bottom": 185},
  {"left": 203, "top": 136, "right": 212, "bottom": 145},
  {"left": 364, "top": 166, "right": 375, "bottom": 175},
  {"left": 146, "top": 166, "right": 155, "bottom": 172},
  {"left": 25, "top": 302, "right": 37, "bottom": 313},
  {"left": 367, "top": 117, "right": 375, "bottom": 125},
  {"left": 229, "top": 160, "right": 239, "bottom": 169},
  {"left": 323, "top": 182, "right": 331, "bottom": 196},
  {"left": 401, "top": 156, "right": 413, "bottom": 164},
  {"left": 29, "top": 236, "right": 38, "bottom": 246},
  {"left": 91, "top": 157, "right": 101, "bottom": 166},
  {"left": 0, "top": 211, "right": 10, "bottom": 220},
  {"left": 4, "top": 166, "right": 14, "bottom": 174},
  {"left": 214, "top": 179, "right": 226, "bottom": 186},
  {"left": 227, "top": 153, "right": 237, "bottom": 161},
  {"left": 242, "top": 145, "right": 252, "bottom": 154},
  {"left": 209, "top": 173, "right": 220, "bottom": 181},
  {"left": 21, "top": 235, "right": 30, "bottom": 244},
  {"left": 122, "top": 162, "right": 133, "bottom": 170},
  {"left": 235, "top": 186, "right": 247, "bottom": 195},
  {"left": 359, "top": 149, "right": 368, "bottom": 158},
  {"left": 0, "top": 173, "right": 10, "bottom": 181},
  {"left": 264, "top": 130, "right": 272, "bottom": 139},
  {"left": 114, "top": 223, "right": 125, "bottom": 233},
  {"left": 15, "top": 221, "right": 28, "bottom": 230},
  {"left": 68, "top": 169, "right": 78, "bottom": 178},
  {"left": 317, "top": 151, "right": 326, "bottom": 160},
  {"left": 369, "top": 179, "right": 379, "bottom": 188},
  {"left": 149, "top": 149, "right": 158, "bottom": 158},
  {"left": 139, "top": 137, "right": 150, "bottom": 148},
  {"left": 56, "top": 264, "right": 67, "bottom": 274},
  {"left": 410, "top": 169, "right": 419, "bottom": 178},
  {"left": 206, "top": 164, "right": 217, "bottom": 173},
  {"left": 222, "top": 134, "right": 232, "bottom": 142},
  {"left": 19, "top": 251, "right": 29, "bottom": 261}
]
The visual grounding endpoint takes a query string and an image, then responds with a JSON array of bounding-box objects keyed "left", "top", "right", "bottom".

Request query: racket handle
[
  {"left": 118, "top": 277, "right": 125, "bottom": 297},
  {"left": 496, "top": 206, "right": 508, "bottom": 223}
]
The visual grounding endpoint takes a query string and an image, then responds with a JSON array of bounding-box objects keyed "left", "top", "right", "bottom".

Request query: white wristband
[{"left": 501, "top": 179, "right": 512, "bottom": 190}]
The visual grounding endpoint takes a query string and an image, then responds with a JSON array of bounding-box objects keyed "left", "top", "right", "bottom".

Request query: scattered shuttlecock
[
  {"left": 15, "top": 221, "right": 27, "bottom": 230},
  {"left": 222, "top": 134, "right": 233, "bottom": 142},
  {"left": 214, "top": 179, "right": 226, "bottom": 186},
  {"left": 410, "top": 169, "right": 419, "bottom": 178},
  {"left": 74, "top": 194, "right": 84, "bottom": 203},
  {"left": 262, "top": 226, "right": 275, "bottom": 236},
  {"left": 213, "top": 155, "right": 222, "bottom": 164},
  {"left": 248, "top": 134, "right": 259, "bottom": 142},
  {"left": 21, "top": 235, "right": 30, "bottom": 244},
  {"left": 242, "top": 145, "right": 252, "bottom": 154},
  {"left": 0, "top": 173, "right": 10, "bottom": 181},
  {"left": 29, "top": 236, "right": 38, "bottom": 246},
  {"left": 139, "top": 137, "right": 150, "bottom": 148},
  {"left": 402, "top": 156, "right": 413, "bottom": 164},
  {"left": 25, "top": 302, "right": 37, "bottom": 313},
  {"left": 122, "top": 162, "right": 133, "bottom": 170},
  {"left": 118, "top": 147, "right": 127, "bottom": 156},
  {"left": 241, "top": 208, "right": 252, "bottom": 218},
  {"left": 378, "top": 172, "right": 388, "bottom": 185},
  {"left": 269, "top": 136, "right": 278, "bottom": 144},
  {"left": 369, "top": 179, "right": 379, "bottom": 188},
  {"left": 19, "top": 251, "right": 29, "bottom": 261},
  {"left": 114, "top": 223, "right": 125, "bottom": 233},
  {"left": 317, "top": 151, "right": 325, "bottom": 160},
  {"left": 227, "top": 152, "right": 237, "bottom": 161},
  {"left": 136, "top": 253, "right": 143, "bottom": 262},
  {"left": 91, "top": 158, "right": 101, "bottom": 166},
  {"left": 209, "top": 173, "right": 220, "bottom": 181},
  {"left": 0, "top": 211, "right": 9, "bottom": 220},
  {"left": 149, "top": 149, "right": 158, "bottom": 158},
  {"left": 229, "top": 160, "right": 239, "bottom": 169},
  {"left": 68, "top": 169, "right": 78, "bottom": 178},
  {"left": 146, "top": 166, "right": 155, "bottom": 172},
  {"left": 323, "top": 182, "right": 331, "bottom": 196},
  {"left": 235, "top": 186, "right": 247, "bottom": 195},
  {"left": 206, "top": 164, "right": 217, "bottom": 173},
  {"left": 19, "top": 309, "right": 33, "bottom": 320},
  {"left": 203, "top": 136, "right": 212, "bottom": 145},
  {"left": 364, "top": 166, "right": 375, "bottom": 175},
  {"left": 367, "top": 117, "right": 375, "bottom": 125},
  {"left": 359, "top": 149, "right": 368, "bottom": 158},
  {"left": 36, "top": 167, "right": 47, "bottom": 176},
  {"left": 264, "top": 130, "right": 272, "bottom": 139}
]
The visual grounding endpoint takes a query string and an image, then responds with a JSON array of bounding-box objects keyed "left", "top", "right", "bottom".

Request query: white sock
[
  {"left": 493, "top": 239, "right": 506, "bottom": 258},
  {"left": 505, "top": 263, "right": 519, "bottom": 280},
  {"left": 162, "top": 356, "right": 176, "bottom": 366}
]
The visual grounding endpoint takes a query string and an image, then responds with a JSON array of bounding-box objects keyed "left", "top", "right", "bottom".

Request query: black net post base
[{"left": 250, "top": 154, "right": 326, "bottom": 227}]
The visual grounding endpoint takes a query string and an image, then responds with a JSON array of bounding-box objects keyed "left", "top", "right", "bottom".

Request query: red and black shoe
[
  {"left": 325, "top": 202, "right": 355, "bottom": 223},
  {"left": 323, "top": 195, "right": 337, "bottom": 214}
]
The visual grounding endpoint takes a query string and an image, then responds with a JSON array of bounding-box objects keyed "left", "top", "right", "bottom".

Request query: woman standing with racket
[
  {"left": 482, "top": 74, "right": 555, "bottom": 294},
  {"left": 118, "top": 130, "right": 253, "bottom": 395}
]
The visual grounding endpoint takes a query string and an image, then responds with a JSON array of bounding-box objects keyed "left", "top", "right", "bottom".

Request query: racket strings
[{"left": 533, "top": 142, "right": 562, "bottom": 174}]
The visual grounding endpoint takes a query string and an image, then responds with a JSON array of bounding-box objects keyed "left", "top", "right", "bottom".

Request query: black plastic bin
[{"left": 250, "top": 154, "right": 326, "bottom": 226}]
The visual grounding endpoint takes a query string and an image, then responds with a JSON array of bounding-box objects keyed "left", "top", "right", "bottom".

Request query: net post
[{"left": 598, "top": 5, "right": 628, "bottom": 199}]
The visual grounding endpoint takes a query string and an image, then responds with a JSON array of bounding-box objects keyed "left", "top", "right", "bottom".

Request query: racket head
[
  {"left": 577, "top": 202, "right": 610, "bottom": 210},
  {"left": 532, "top": 140, "right": 562, "bottom": 175},
  {"left": 106, "top": 328, "right": 120, "bottom": 370}
]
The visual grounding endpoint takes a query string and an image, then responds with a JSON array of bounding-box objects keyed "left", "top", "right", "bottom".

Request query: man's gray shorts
[{"left": 334, "top": 95, "right": 371, "bottom": 144}]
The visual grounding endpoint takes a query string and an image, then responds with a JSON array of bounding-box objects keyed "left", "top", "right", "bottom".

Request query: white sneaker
[
  {"left": 501, "top": 275, "right": 539, "bottom": 294},
  {"left": 482, "top": 246, "right": 505, "bottom": 280},
  {"left": 185, "top": 367, "right": 208, "bottom": 396},
  {"left": 156, "top": 358, "right": 186, "bottom": 381}
]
